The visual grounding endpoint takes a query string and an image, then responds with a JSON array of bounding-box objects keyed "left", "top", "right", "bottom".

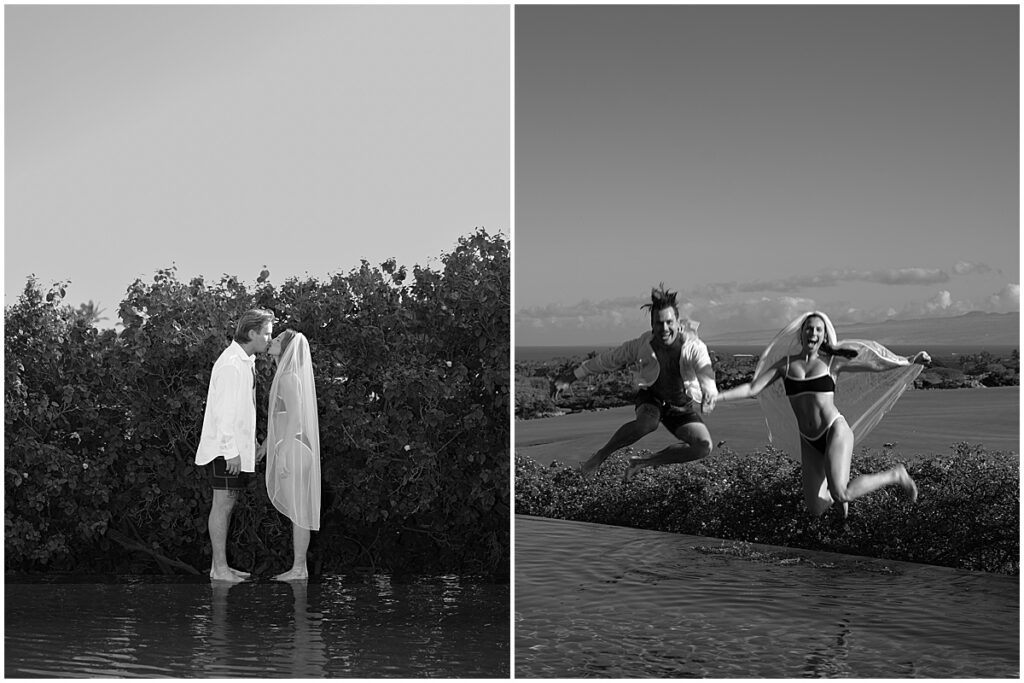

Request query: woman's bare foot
[
  {"left": 895, "top": 464, "right": 918, "bottom": 503},
  {"left": 273, "top": 567, "right": 309, "bottom": 582},
  {"left": 623, "top": 455, "right": 643, "bottom": 483}
]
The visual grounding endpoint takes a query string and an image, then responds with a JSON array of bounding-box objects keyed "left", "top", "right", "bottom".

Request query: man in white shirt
[
  {"left": 196, "top": 309, "right": 274, "bottom": 582},
  {"left": 553, "top": 285, "right": 719, "bottom": 480}
]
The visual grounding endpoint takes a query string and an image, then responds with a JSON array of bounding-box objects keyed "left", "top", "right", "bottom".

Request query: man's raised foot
[
  {"left": 622, "top": 455, "right": 643, "bottom": 483},
  {"left": 579, "top": 455, "right": 602, "bottom": 480}
]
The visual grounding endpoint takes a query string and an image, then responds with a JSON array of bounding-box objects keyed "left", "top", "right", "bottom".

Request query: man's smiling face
[{"left": 651, "top": 306, "right": 680, "bottom": 346}]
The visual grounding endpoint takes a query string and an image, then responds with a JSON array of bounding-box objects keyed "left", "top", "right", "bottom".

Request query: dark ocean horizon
[{"left": 516, "top": 343, "right": 1018, "bottom": 363}]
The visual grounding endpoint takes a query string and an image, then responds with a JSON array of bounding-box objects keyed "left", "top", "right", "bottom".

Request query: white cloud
[
  {"left": 987, "top": 283, "right": 1019, "bottom": 312},
  {"left": 953, "top": 261, "right": 995, "bottom": 276},
  {"left": 925, "top": 290, "right": 953, "bottom": 312},
  {"left": 516, "top": 277, "right": 1020, "bottom": 344}
]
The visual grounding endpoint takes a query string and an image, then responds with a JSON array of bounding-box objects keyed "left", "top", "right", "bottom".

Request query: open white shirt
[
  {"left": 195, "top": 341, "right": 257, "bottom": 472},
  {"left": 574, "top": 324, "right": 717, "bottom": 404}
]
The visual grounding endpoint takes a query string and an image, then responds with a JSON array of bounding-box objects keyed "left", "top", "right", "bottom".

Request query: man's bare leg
[
  {"left": 209, "top": 489, "right": 247, "bottom": 582},
  {"left": 580, "top": 404, "right": 661, "bottom": 478},
  {"left": 624, "top": 422, "right": 713, "bottom": 482},
  {"left": 274, "top": 524, "right": 311, "bottom": 581}
]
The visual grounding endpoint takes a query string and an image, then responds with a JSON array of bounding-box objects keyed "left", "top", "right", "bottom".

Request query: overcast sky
[
  {"left": 6, "top": 4, "right": 510, "bottom": 328},
  {"left": 515, "top": 5, "right": 1018, "bottom": 345}
]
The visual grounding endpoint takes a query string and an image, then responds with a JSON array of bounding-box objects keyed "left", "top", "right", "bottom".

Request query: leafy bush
[
  {"left": 515, "top": 442, "right": 1018, "bottom": 575},
  {"left": 6, "top": 230, "right": 509, "bottom": 579},
  {"left": 5, "top": 279, "right": 127, "bottom": 570}
]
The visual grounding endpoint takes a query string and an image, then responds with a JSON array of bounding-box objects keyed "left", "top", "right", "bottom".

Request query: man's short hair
[
  {"left": 641, "top": 283, "right": 680, "bottom": 322},
  {"left": 234, "top": 309, "right": 274, "bottom": 344}
]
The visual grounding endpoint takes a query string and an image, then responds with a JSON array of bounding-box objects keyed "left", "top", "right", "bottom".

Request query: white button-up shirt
[
  {"left": 573, "top": 323, "right": 718, "bottom": 404},
  {"left": 195, "top": 341, "right": 257, "bottom": 472}
]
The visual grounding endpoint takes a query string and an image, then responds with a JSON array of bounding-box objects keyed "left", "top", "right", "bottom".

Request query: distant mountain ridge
[{"left": 703, "top": 311, "right": 1020, "bottom": 347}]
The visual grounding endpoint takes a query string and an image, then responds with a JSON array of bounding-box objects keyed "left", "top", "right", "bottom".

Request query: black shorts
[
  {"left": 209, "top": 457, "right": 248, "bottom": 491},
  {"left": 635, "top": 388, "right": 705, "bottom": 433}
]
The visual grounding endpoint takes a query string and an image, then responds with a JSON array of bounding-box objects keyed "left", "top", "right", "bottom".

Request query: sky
[
  {"left": 5, "top": 5, "right": 510, "bottom": 328},
  {"left": 515, "top": 5, "right": 1019, "bottom": 346}
]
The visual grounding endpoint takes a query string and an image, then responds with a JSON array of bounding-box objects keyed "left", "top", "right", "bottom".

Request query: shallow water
[
  {"left": 516, "top": 515, "right": 1018, "bottom": 678},
  {"left": 5, "top": 574, "right": 508, "bottom": 678}
]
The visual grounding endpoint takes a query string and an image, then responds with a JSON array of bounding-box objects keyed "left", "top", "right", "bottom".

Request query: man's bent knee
[
  {"left": 693, "top": 437, "right": 713, "bottom": 458},
  {"left": 675, "top": 426, "right": 713, "bottom": 459}
]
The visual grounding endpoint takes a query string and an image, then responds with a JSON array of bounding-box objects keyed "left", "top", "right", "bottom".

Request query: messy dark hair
[{"left": 640, "top": 283, "right": 680, "bottom": 324}]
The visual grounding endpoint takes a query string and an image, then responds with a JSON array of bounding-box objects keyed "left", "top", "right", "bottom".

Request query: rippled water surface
[
  {"left": 6, "top": 574, "right": 508, "bottom": 677},
  {"left": 516, "top": 515, "right": 1018, "bottom": 678}
]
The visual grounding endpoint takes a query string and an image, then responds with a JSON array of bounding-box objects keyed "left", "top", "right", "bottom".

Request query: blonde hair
[{"left": 234, "top": 309, "right": 274, "bottom": 344}]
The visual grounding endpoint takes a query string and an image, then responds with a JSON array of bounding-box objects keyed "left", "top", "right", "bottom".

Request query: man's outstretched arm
[{"left": 549, "top": 337, "right": 640, "bottom": 399}]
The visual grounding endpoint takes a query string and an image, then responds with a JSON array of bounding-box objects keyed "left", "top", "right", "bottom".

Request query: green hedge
[
  {"left": 6, "top": 229, "right": 509, "bottom": 579},
  {"left": 515, "top": 441, "right": 1018, "bottom": 575}
]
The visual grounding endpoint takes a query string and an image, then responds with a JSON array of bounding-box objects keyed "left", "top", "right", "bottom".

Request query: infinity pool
[{"left": 516, "top": 515, "right": 1018, "bottom": 678}]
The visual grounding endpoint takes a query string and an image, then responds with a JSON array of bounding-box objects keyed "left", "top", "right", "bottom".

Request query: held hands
[{"left": 256, "top": 440, "right": 267, "bottom": 463}]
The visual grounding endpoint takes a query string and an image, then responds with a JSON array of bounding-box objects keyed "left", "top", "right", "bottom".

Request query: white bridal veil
[
  {"left": 267, "top": 332, "right": 321, "bottom": 531},
  {"left": 754, "top": 311, "right": 923, "bottom": 459}
]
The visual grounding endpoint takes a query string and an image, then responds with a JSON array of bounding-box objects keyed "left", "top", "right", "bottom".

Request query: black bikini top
[{"left": 784, "top": 356, "right": 836, "bottom": 396}]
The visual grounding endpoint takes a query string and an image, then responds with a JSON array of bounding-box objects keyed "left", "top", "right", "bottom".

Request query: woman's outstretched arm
[
  {"left": 832, "top": 345, "right": 932, "bottom": 374},
  {"left": 709, "top": 357, "right": 785, "bottom": 408}
]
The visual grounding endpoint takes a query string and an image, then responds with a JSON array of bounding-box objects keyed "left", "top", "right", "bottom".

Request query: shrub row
[
  {"left": 515, "top": 442, "right": 1018, "bottom": 575},
  {"left": 6, "top": 229, "right": 509, "bottom": 579}
]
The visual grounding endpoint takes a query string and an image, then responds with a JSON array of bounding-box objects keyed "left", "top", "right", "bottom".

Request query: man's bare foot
[
  {"left": 623, "top": 456, "right": 643, "bottom": 483},
  {"left": 895, "top": 464, "right": 918, "bottom": 503},
  {"left": 210, "top": 567, "right": 246, "bottom": 583},
  {"left": 273, "top": 567, "right": 309, "bottom": 582}
]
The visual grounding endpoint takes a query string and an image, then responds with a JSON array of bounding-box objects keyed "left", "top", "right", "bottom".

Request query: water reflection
[
  {"left": 5, "top": 574, "right": 508, "bottom": 678},
  {"left": 802, "top": 619, "right": 851, "bottom": 677}
]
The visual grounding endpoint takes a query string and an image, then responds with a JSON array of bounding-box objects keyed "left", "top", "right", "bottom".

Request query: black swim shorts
[
  {"left": 209, "top": 457, "right": 248, "bottom": 491},
  {"left": 635, "top": 388, "right": 705, "bottom": 433}
]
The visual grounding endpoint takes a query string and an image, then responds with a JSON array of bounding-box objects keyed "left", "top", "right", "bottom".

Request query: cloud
[
  {"left": 987, "top": 283, "right": 1019, "bottom": 312},
  {"left": 924, "top": 290, "right": 954, "bottom": 312},
  {"left": 516, "top": 274, "right": 1020, "bottom": 345},
  {"left": 953, "top": 261, "right": 995, "bottom": 276},
  {"left": 691, "top": 267, "right": 951, "bottom": 296}
]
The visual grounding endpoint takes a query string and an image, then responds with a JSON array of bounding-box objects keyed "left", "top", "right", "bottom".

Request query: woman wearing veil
[
  {"left": 265, "top": 330, "right": 321, "bottom": 580},
  {"left": 711, "top": 311, "right": 930, "bottom": 517}
]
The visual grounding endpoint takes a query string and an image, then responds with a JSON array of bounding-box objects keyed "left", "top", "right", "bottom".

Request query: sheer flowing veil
[
  {"left": 754, "top": 311, "right": 923, "bottom": 459},
  {"left": 267, "top": 333, "right": 321, "bottom": 530}
]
